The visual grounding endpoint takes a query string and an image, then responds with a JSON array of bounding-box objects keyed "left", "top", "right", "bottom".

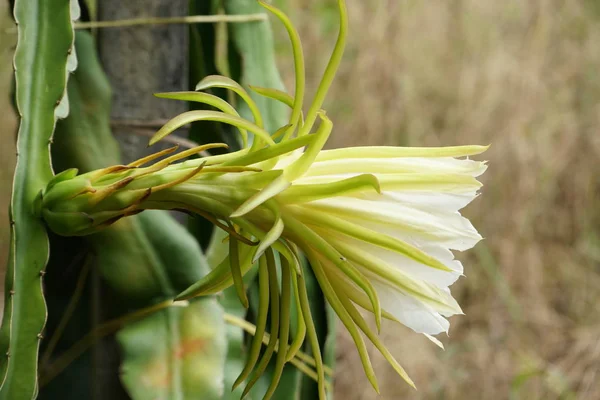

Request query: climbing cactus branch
[{"left": 0, "top": 0, "right": 79, "bottom": 398}]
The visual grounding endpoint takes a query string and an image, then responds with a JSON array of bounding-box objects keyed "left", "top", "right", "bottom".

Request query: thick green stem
[{"left": 0, "top": 1, "right": 77, "bottom": 398}]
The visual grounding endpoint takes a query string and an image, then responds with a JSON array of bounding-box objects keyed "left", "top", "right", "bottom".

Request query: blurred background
[{"left": 2, "top": 0, "right": 600, "bottom": 398}]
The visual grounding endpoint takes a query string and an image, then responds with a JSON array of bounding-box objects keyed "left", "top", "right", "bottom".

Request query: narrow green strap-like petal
[
  {"left": 247, "top": 86, "right": 305, "bottom": 140},
  {"left": 248, "top": 85, "right": 294, "bottom": 108},
  {"left": 230, "top": 175, "right": 291, "bottom": 218},
  {"left": 174, "top": 244, "right": 254, "bottom": 300},
  {"left": 297, "top": 272, "right": 327, "bottom": 399},
  {"left": 195, "top": 75, "right": 268, "bottom": 152},
  {"left": 270, "top": 123, "right": 293, "bottom": 141},
  {"left": 328, "top": 238, "right": 462, "bottom": 315},
  {"left": 263, "top": 257, "right": 292, "bottom": 400},
  {"left": 222, "top": 134, "right": 313, "bottom": 168},
  {"left": 195, "top": 75, "right": 264, "bottom": 128},
  {"left": 194, "top": 147, "right": 251, "bottom": 166},
  {"left": 155, "top": 91, "right": 249, "bottom": 147},
  {"left": 253, "top": 124, "right": 293, "bottom": 171},
  {"left": 284, "top": 112, "right": 332, "bottom": 181},
  {"left": 225, "top": 216, "right": 299, "bottom": 274},
  {"left": 280, "top": 240, "right": 303, "bottom": 276},
  {"left": 306, "top": 251, "right": 380, "bottom": 394},
  {"left": 251, "top": 198, "right": 285, "bottom": 262},
  {"left": 127, "top": 146, "right": 178, "bottom": 167},
  {"left": 283, "top": 214, "right": 382, "bottom": 331},
  {"left": 224, "top": 313, "right": 331, "bottom": 388},
  {"left": 233, "top": 256, "right": 270, "bottom": 389},
  {"left": 328, "top": 270, "right": 416, "bottom": 389},
  {"left": 242, "top": 249, "right": 281, "bottom": 397},
  {"left": 298, "top": 0, "right": 348, "bottom": 137},
  {"left": 253, "top": 218, "right": 284, "bottom": 262},
  {"left": 286, "top": 266, "right": 307, "bottom": 362},
  {"left": 149, "top": 110, "right": 275, "bottom": 147},
  {"left": 278, "top": 173, "right": 380, "bottom": 203},
  {"left": 258, "top": 1, "right": 305, "bottom": 133},
  {"left": 274, "top": 123, "right": 302, "bottom": 141},
  {"left": 153, "top": 143, "right": 229, "bottom": 167},
  {"left": 316, "top": 144, "right": 490, "bottom": 160},
  {"left": 327, "top": 267, "right": 399, "bottom": 323},
  {"left": 186, "top": 249, "right": 255, "bottom": 297},
  {"left": 174, "top": 256, "right": 232, "bottom": 301},
  {"left": 229, "top": 236, "right": 249, "bottom": 308}
]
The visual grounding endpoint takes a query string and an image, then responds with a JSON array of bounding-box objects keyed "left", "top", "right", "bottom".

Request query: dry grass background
[
  {"left": 272, "top": 0, "right": 600, "bottom": 398},
  {"left": 1, "top": 0, "right": 600, "bottom": 399}
]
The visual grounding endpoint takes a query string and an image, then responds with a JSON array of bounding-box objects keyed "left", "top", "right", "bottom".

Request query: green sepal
[
  {"left": 279, "top": 174, "right": 381, "bottom": 203},
  {"left": 45, "top": 168, "right": 79, "bottom": 191},
  {"left": 196, "top": 75, "right": 264, "bottom": 129},
  {"left": 41, "top": 209, "right": 94, "bottom": 237}
]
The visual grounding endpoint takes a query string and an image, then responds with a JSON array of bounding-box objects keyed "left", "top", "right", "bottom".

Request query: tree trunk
[
  {"left": 99, "top": 0, "right": 189, "bottom": 163},
  {"left": 95, "top": 2, "right": 188, "bottom": 398}
]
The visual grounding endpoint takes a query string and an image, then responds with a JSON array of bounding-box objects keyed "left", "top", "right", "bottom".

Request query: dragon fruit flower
[{"left": 39, "top": 0, "right": 487, "bottom": 398}]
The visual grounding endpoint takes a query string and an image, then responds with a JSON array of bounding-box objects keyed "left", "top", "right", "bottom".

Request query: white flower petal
[
  {"left": 372, "top": 280, "right": 450, "bottom": 335},
  {"left": 272, "top": 148, "right": 303, "bottom": 169},
  {"left": 305, "top": 157, "right": 487, "bottom": 178},
  {"left": 322, "top": 232, "right": 462, "bottom": 288},
  {"left": 308, "top": 197, "right": 482, "bottom": 251},
  {"left": 315, "top": 232, "right": 463, "bottom": 316},
  {"left": 294, "top": 172, "right": 483, "bottom": 195},
  {"left": 424, "top": 334, "right": 445, "bottom": 349},
  {"left": 316, "top": 145, "right": 489, "bottom": 160},
  {"left": 357, "top": 190, "right": 480, "bottom": 213}
]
